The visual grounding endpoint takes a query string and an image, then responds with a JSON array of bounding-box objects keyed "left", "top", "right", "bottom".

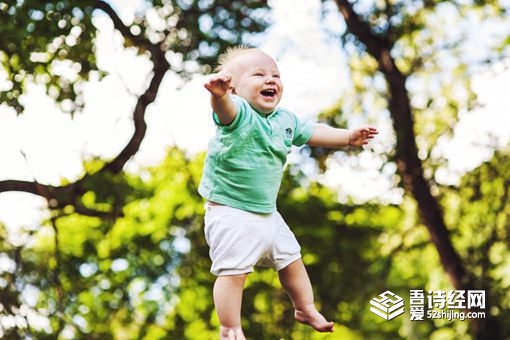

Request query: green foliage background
[
  {"left": 1, "top": 0, "right": 510, "bottom": 339},
  {"left": 2, "top": 146, "right": 509, "bottom": 339}
]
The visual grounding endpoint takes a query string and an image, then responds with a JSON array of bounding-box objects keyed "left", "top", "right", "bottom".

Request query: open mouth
[{"left": 260, "top": 89, "right": 276, "bottom": 98}]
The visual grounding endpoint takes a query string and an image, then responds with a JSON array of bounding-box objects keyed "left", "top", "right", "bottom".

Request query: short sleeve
[
  {"left": 212, "top": 95, "right": 247, "bottom": 131},
  {"left": 292, "top": 117, "right": 314, "bottom": 146}
]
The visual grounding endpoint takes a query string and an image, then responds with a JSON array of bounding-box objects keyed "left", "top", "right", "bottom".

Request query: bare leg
[
  {"left": 278, "top": 259, "right": 334, "bottom": 332},
  {"left": 214, "top": 274, "right": 248, "bottom": 340}
]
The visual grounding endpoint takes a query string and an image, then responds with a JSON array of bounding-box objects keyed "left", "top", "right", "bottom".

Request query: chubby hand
[
  {"left": 348, "top": 126, "right": 378, "bottom": 146},
  {"left": 204, "top": 72, "right": 232, "bottom": 98}
]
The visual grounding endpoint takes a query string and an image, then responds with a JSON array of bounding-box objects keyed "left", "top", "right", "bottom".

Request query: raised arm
[
  {"left": 204, "top": 72, "right": 237, "bottom": 125},
  {"left": 307, "top": 123, "right": 378, "bottom": 148}
]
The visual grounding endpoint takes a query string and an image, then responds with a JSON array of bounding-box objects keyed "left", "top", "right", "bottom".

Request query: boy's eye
[
  {"left": 254, "top": 73, "right": 264, "bottom": 76},
  {"left": 273, "top": 74, "right": 280, "bottom": 78}
]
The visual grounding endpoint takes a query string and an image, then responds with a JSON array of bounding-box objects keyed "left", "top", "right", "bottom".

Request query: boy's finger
[{"left": 218, "top": 74, "right": 232, "bottom": 84}]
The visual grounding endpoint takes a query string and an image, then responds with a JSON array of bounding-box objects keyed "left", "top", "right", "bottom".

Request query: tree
[
  {"left": 320, "top": 0, "right": 510, "bottom": 338},
  {"left": 0, "top": 0, "right": 269, "bottom": 211},
  {"left": 0, "top": 148, "right": 209, "bottom": 339},
  {"left": 0, "top": 1, "right": 270, "bottom": 338}
]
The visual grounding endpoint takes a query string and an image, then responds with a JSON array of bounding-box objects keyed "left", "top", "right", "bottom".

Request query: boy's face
[{"left": 227, "top": 51, "right": 283, "bottom": 114}]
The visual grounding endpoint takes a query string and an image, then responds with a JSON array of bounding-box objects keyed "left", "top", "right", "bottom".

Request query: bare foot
[
  {"left": 294, "top": 305, "right": 334, "bottom": 332},
  {"left": 220, "top": 326, "right": 246, "bottom": 340}
]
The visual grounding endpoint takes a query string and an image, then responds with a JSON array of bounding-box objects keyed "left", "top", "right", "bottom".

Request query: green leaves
[
  {"left": 0, "top": 0, "right": 96, "bottom": 113},
  {"left": 2, "top": 146, "right": 510, "bottom": 338},
  {"left": 0, "top": 0, "right": 270, "bottom": 114}
]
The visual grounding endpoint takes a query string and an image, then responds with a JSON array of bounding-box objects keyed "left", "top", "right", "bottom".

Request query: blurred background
[{"left": 1, "top": 0, "right": 509, "bottom": 339}]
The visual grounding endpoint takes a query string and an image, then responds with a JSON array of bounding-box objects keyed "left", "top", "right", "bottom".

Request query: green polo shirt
[{"left": 199, "top": 96, "right": 314, "bottom": 213}]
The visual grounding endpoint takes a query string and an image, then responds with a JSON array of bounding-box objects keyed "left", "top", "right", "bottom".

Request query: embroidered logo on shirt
[{"left": 285, "top": 128, "right": 293, "bottom": 139}]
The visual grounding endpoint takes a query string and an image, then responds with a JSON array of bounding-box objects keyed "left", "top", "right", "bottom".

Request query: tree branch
[
  {"left": 0, "top": 1, "right": 169, "bottom": 215},
  {"left": 95, "top": 0, "right": 170, "bottom": 174},
  {"left": 0, "top": 180, "right": 41, "bottom": 196}
]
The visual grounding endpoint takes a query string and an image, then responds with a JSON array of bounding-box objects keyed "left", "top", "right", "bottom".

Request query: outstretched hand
[
  {"left": 348, "top": 126, "right": 378, "bottom": 146},
  {"left": 204, "top": 72, "right": 233, "bottom": 98}
]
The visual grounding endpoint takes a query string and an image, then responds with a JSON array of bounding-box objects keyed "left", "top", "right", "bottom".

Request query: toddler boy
[{"left": 199, "top": 46, "right": 378, "bottom": 339}]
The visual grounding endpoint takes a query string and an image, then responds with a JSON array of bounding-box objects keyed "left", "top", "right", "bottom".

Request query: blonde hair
[{"left": 215, "top": 45, "right": 256, "bottom": 72}]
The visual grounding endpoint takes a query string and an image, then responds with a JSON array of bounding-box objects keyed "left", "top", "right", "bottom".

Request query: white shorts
[{"left": 204, "top": 203, "right": 301, "bottom": 276}]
